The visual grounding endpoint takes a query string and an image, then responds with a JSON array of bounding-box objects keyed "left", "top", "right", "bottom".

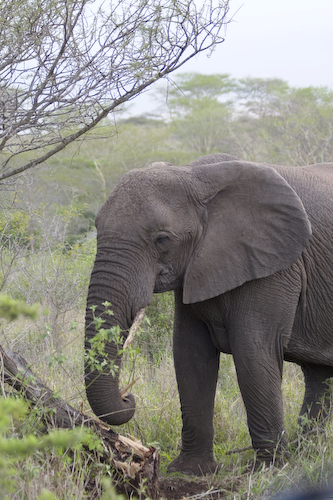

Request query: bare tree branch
[{"left": 0, "top": 0, "right": 230, "bottom": 183}]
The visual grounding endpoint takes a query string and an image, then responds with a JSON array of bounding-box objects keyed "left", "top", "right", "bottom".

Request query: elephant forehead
[
  {"left": 120, "top": 167, "right": 189, "bottom": 195},
  {"left": 111, "top": 169, "right": 191, "bottom": 210},
  {"left": 96, "top": 168, "right": 195, "bottom": 233}
]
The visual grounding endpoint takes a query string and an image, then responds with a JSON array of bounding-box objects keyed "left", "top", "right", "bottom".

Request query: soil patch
[{"left": 158, "top": 475, "right": 239, "bottom": 499}]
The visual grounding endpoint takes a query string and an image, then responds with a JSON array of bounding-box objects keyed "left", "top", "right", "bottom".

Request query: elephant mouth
[{"left": 154, "top": 267, "right": 182, "bottom": 293}]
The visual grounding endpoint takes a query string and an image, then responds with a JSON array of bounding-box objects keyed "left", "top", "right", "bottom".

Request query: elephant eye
[{"left": 154, "top": 233, "right": 170, "bottom": 248}]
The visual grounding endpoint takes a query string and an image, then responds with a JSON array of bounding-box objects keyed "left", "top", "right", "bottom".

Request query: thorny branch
[{"left": 0, "top": 0, "right": 230, "bottom": 183}]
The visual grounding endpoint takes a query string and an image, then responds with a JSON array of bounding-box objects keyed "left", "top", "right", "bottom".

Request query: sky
[{"left": 129, "top": 0, "right": 333, "bottom": 115}]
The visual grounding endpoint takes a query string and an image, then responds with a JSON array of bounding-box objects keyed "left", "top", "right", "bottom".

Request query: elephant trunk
[
  {"left": 84, "top": 330, "right": 135, "bottom": 426},
  {"left": 84, "top": 245, "right": 147, "bottom": 426}
]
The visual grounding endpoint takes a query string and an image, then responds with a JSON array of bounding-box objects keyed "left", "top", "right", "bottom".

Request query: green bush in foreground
[
  {"left": 0, "top": 294, "right": 128, "bottom": 500},
  {"left": 0, "top": 397, "right": 89, "bottom": 499}
]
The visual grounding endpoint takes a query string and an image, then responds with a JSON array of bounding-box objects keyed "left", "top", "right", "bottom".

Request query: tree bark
[{"left": 0, "top": 342, "right": 159, "bottom": 499}]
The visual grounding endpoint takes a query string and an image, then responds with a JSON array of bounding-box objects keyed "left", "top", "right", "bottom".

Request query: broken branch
[{"left": 123, "top": 308, "right": 145, "bottom": 350}]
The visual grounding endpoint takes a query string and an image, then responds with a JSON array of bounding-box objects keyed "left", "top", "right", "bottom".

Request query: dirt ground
[{"left": 158, "top": 474, "right": 242, "bottom": 499}]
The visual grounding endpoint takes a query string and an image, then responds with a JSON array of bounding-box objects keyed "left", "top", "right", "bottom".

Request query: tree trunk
[{"left": 0, "top": 342, "right": 159, "bottom": 499}]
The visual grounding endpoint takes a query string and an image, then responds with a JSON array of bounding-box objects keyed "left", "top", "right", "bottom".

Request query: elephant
[{"left": 84, "top": 152, "right": 333, "bottom": 475}]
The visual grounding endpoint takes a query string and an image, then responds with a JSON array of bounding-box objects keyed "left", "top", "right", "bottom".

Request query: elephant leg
[
  {"left": 168, "top": 290, "right": 220, "bottom": 475},
  {"left": 229, "top": 274, "right": 302, "bottom": 464},
  {"left": 232, "top": 340, "right": 286, "bottom": 464},
  {"left": 299, "top": 363, "right": 333, "bottom": 424}
]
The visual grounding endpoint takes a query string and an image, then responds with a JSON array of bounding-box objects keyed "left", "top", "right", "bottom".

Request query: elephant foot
[
  {"left": 167, "top": 452, "right": 219, "bottom": 476},
  {"left": 254, "top": 447, "right": 289, "bottom": 469}
]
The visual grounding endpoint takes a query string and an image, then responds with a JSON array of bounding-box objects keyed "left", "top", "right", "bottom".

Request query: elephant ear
[{"left": 183, "top": 160, "right": 312, "bottom": 304}]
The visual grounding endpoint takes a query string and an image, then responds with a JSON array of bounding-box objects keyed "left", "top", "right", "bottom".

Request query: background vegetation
[{"left": 1, "top": 73, "right": 333, "bottom": 498}]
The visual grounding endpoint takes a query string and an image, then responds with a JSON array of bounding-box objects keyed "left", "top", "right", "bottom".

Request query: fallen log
[{"left": 0, "top": 342, "right": 159, "bottom": 499}]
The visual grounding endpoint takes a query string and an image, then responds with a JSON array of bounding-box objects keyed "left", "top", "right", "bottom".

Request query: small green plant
[
  {"left": 0, "top": 396, "right": 90, "bottom": 499},
  {"left": 85, "top": 302, "right": 121, "bottom": 376},
  {"left": 85, "top": 301, "right": 140, "bottom": 377}
]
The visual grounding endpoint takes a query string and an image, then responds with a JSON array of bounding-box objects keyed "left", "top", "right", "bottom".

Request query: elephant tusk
[
  {"left": 120, "top": 377, "right": 140, "bottom": 399},
  {"left": 120, "top": 309, "right": 145, "bottom": 399},
  {"left": 123, "top": 308, "right": 146, "bottom": 350}
]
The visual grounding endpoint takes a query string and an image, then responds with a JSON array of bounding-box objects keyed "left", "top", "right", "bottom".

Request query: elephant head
[{"left": 84, "top": 153, "right": 311, "bottom": 426}]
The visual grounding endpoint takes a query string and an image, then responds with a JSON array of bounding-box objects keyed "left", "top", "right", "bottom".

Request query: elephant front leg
[{"left": 168, "top": 292, "right": 220, "bottom": 475}]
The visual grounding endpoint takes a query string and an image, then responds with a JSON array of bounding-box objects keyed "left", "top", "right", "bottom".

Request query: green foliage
[
  {"left": 100, "top": 478, "right": 126, "bottom": 500},
  {"left": 163, "top": 72, "right": 236, "bottom": 154},
  {"left": 0, "top": 208, "right": 32, "bottom": 248},
  {"left": 0, "top": 396, "right": 90, "bottom": 499},
  {"left": 86, "top": 301, "right": 141, "bottom": 378},
  {"left": 232, "top": 77, "right": 333, "bottom": 164},
  {"left": 165, "top": 72, "right": 236, "bottom": 114},
  {"left": 0, "top": 294, "right": 39, "bottom": 321},
  {"left": 0, "top": 197, "right": 95, "bottom": 311},
  {"left": 85, "top": 302, "right": 121, "bottom": 376}
]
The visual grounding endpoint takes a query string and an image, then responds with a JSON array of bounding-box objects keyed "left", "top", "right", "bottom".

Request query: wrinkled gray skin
[{"left": 85, "top": 153, "right": 333, "bottom": 475}]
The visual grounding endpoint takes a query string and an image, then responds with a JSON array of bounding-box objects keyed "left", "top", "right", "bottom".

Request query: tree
[
  {"left": 275, "top": 86, "right": 333, "bottom": 165},
  {"left": 0, "top": 0, "right": 230, "bottom": 184},
  {"left": 234, "top": 77, "right": 290, "bottom": 120},
  {"left": 161, "top": 72, "right": 236, "bottom": 154},
  {"left": 230, "top": 77, "right": 290, "bottom": 161},
  {"left": 231, "top": 78, "right": 333, "bottom": 164},
  {"left": 164, "top": 72, "right": 235, "bottom": 117}
]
